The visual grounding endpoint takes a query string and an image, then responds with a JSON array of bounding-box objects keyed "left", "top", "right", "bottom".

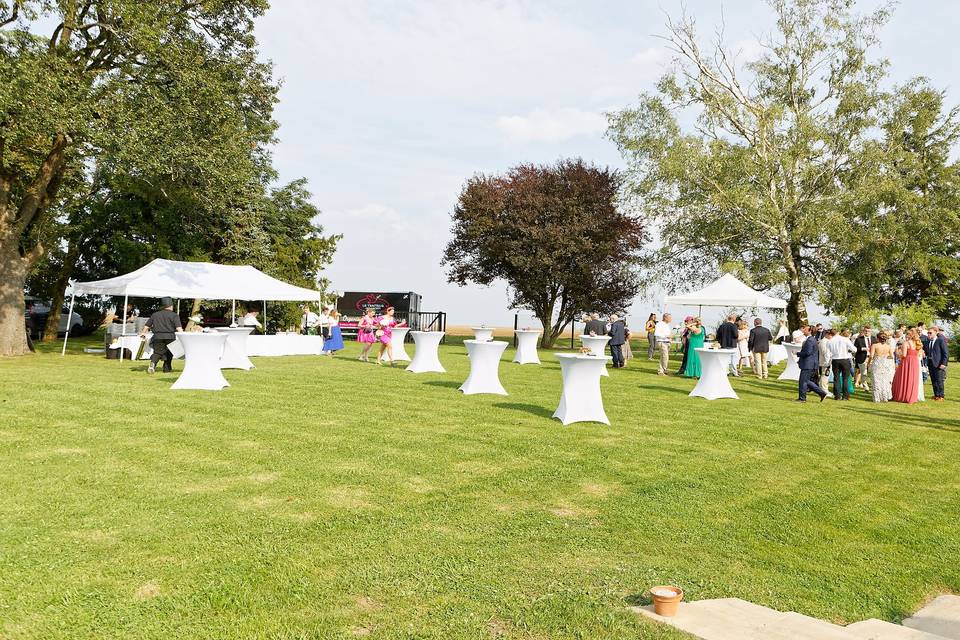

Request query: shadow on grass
[
  {"left": 845, "top": 405, "right": 960, "bottom": 433},
  {"left": 492, "top": 402, "right": 554, "bottom": 419},
  {"left": 423, "top": 380, "right": 461, "bottom": 389}
]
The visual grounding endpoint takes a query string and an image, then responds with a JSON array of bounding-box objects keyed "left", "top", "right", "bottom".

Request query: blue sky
[{"left": 255, "top": 0, "right": 959, "bottom": 327}]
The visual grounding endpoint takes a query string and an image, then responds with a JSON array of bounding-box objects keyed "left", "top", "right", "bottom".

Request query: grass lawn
[{"left": 2, "top": 335, "right": 959, "bottom": 639}]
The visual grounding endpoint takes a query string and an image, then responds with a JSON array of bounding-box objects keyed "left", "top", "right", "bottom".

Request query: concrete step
[
  {"left": 632, "top": 598, "right": 860, "bottom": 639},
  {"left": 903, "top": 596, "right": 960, "bottom": 640},
  {"left": 847, "top": 618, "right": 954, "bottom": 640}
]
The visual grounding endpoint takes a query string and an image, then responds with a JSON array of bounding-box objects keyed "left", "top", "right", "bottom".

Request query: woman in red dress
[{"left": 892, "top": 328, "right": 922, "bottom": 404}]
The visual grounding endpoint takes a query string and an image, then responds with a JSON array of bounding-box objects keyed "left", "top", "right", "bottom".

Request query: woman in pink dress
[
  {"left": 891, "top": 328, "right": 922, "bottom": 404},
  {"left": 375, "top": 306, "right": 399, "bottom": 365},
  {"left": 356, "top": 307, "right": 377, "bottom": 362}
]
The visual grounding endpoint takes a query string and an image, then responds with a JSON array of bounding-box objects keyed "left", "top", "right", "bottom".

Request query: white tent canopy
[
  {"left": 664, "top": 274, "right": 787, "bottom": 309},
  {"left": 63, "top": 259, "right": 325, "bottom": 356},
  {"left": 72, "top": 258, "right": 324, "bottom": 301}
]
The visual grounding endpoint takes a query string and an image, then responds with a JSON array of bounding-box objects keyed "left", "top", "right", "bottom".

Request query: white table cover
[
  {"left": 767, "top": 343, "right": 787, "bottom": 365},
  {"left": 108, "top": 334, "right": 145, "bottom": 359},
  {"left": 171, "top": 332, "right": 229, "bottom": 391},
  {"left": 389, "top": 327, "right": 411, "bottom": 362},
  {"left": 471, "top": 327, "right": 494, "bottom": 342},
  {"left": 689, "top": 348, "right": 739, "bottom": 400},
  {"left": 778, "top": 342, "right": 803, "bottom": 381},
  {"left": 216, "top": 327, "right": 255, "bottom": 370},
  {"left": 460, "top": 340, "right": 508, "bottom": 395},
  {"left": 580, "top": 335, "right": 611, "bottom": 376},
  {"left": 513, "top": 330, "right": 541, "bottom": 364},
  {"left": 406, "top": 331, "right": 446, "bottom": 373},
  {"left": 247, "top": 334, "right": 325, "bottom": 357},
  {"left": 553, "top": 354, "right": 611, "bottom": 425}
]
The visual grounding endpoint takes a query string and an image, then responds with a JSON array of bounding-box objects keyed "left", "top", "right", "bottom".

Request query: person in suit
[
  {"left": 584, "top": 313, "right": 607, "bottom": 337},
  {"left": 813, "top": 323, "right": 825, "bottom": 341},
  {"left": 927, "top": 326, "right": 948, "bottom": 401},
  {"left": 607, "top": 314, "right": 627, "bottom": 369},
  {"left": 853, "top": 326, "right": 874, "bottom": 390},
  {"left": 716, "top": 313, "right": 740, "bottom": 376},
  {"left": 797, "top": 325, "right": 827, "bottom": 402},
  {"left": 918, "top": 322, "right": 930, "bottom": 381},
  {"left": 748, "top": 318, "right": 773, "bottom": 379}
]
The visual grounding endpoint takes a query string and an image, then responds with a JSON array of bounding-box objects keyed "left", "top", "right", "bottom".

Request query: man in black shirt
[
  {"left": 716, "top": 313, "right": 740, "bottom": 376},
  {"left": 140, "top": 297, "right": 182, "bottom": 374}
]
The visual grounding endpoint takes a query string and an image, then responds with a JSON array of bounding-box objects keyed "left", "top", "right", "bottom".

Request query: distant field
[{"left": 1, "top": 335, "right": 959, "bottom": 639}]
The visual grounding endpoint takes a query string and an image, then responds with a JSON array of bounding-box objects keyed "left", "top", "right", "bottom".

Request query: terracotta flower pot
[{"left": 650, "top": 585, "right": 684, "bottom": 617}]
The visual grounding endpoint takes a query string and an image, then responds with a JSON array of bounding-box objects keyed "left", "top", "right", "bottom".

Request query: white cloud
[
  {"left": 631, "top": 46, "right": 666, "bottom": 67},
  {"left": 495, "top": 107, "right": 608, "bottom": 143}
]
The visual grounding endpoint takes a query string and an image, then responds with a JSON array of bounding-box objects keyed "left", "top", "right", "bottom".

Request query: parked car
[{"left": 24, "top": 297, "right": 83, "bottom": 338}]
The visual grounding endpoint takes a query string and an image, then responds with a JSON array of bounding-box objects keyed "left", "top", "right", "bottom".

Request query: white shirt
[
  {"left": 241, "top": 313, "right": 262, "bottom": 328},
  {"left": 302, "top": 311, "right": 319, "bottom": 329},
  {"left": 791, "top": 329, "right": 804, "bottom": 344},
  {"left": 826, "top": 335, "right": 856, "bottom": 360},
  {"left": 654, "top": 320, "right": 673, "bottom": 341}
]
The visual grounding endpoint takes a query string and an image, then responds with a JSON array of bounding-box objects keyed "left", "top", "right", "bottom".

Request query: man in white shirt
[
  {"left": 825, "top": 328, "right": 856, "bottom": 400},
  {"left": 241, "top": 309, "right": 262, "bottom": 331},
  {"left": 654, "top": 312, "right": 674, "bottom": 376},
  {"left": 301, "top": 305, "right": 319, "bottom": 335}
]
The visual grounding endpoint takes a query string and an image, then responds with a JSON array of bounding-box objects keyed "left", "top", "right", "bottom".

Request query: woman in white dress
[
  {"left": 775, "top": 319, "right": 790, "bottom": 343},
  {"left": 869, "top": 331, "right": 895, "bottom": 402},
  {"left": 736, "top": 319, "right": 750, "bottom": 373}
]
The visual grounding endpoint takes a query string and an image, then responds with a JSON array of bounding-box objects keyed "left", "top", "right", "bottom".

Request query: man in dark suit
[
  {"left": 927, "top": 327, "right": 948, "bottom": 401},
  {"left": 797, "top": 325, "right": 827, "bottom": 402},
  {"left": 747, "top": 318, "right": 773, "bottom": 379},
  {"left": 853, "top": 326, "right": 874, "bottom": 389},
  {"left": 716, "top": 313, "right": 740, "bottom": 376},
  {"left": 584, "top": 313, "right": 607, "bottom": 337},
  {"left": 813, "top": 323, "right": 826, "bottom": 341},
  {"left": 606, "top": 314, "right": 627, "bottom": 369}
]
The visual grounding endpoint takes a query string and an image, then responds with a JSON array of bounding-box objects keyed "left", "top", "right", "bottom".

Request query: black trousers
[
  {"left": 610, "top": 343, "right": 624, "bottom": 368},
  {"left": 930, "top": 366, "right": 946, "bottom": 398},
  {"left": 798, "top": 368, "right": 826, "bottom": 400},
  {"left": 831, "top": 359, "right": 852, "bottom": 399},
  {"left": 676, "top": 343, "right": 689, "bottom": 375},
  {"left": 150, "top": 337, "right": 176, "bottom": 372}
]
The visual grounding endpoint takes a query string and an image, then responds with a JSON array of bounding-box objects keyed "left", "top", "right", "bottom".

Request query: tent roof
[
  {"left": 664, "top": 273, "right": 787, "bottom": 309},
  {"left": 72, "top": 258, "right": 324, "bottom": 301}
]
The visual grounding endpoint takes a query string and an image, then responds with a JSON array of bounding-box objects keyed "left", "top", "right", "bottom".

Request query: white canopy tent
[
  {"left": 63, "top": 258, "right": 326, "bottom": 355},
  {"left": 664, "top": 274, "right": 787, "bottom": 313}
]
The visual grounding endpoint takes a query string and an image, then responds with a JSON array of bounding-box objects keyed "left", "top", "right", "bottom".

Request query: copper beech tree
[{"left": 442, "top": 159, "right": 647, "bottom": 348}]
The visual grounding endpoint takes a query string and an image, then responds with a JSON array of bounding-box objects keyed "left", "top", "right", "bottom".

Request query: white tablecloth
[
  {"left": 513, "top": 330, "right": 541, "bottom": 365},
  {"left": 767, "top": 343, "right": 787, "bottom": 365},
  {"left": 580, "top": 335, "right": 611, "bottom": 376},
  {"left": 460, "top": 340, "right": 508, "bottom": 395},
  {"left": 778, "top": 342, "right": 803, "bottom": 381},
  {"left": 247, "top": 334, "right": 325, "bottom": 357},
  {"left": 216, "top": 327, "right": 255, "bottom": 370},
  {"left": 390, "top": 327, "right": 411, "bottom": 362},
  {"left": 553, "top": 354, "right": 611, "bottom": 425},
  {"left": 689, "top": 348, "right": 739, "bottom": 400},
  {"left": 471, "top": 327, "right": 495, "bottom": 342},
  {"left": 407, "top": 331, "right": 446, "bottom": 373},
  {"left": 108, "top": 335, "right": 145, "bottom": 359},
  {"left": 171, "top": 333, "right": 229, "bottom": 391}
]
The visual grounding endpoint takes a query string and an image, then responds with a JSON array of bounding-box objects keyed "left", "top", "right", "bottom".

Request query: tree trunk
[
  {"left": 41, "top": 243, "right": 81, "bottom": 342},
  {"left": 781, "top": 238, "right": 809, "bottom": 331},
  {"left": 184, "top": 299, "right": 201, "bottom": 331},
  {"left": 0, "top": 243, "right": 29, "bottom": 356},
  {"left": 534, "top": 297, "right": 559, "bottom": 348}
]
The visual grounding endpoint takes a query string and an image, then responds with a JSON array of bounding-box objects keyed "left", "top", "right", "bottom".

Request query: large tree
[
  {"left": 0, "top": 0, "right": 276, "bottom": 355},
  {"left": 608, "top": 0, "right": 896, "bottom": 330},
  {"left": 442, "top": 158, "right": 647, "bottom": 348}
]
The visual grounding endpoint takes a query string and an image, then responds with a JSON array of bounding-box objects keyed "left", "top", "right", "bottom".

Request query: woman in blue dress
[
  {"left": 323, "top": 310, "right": 345, "bottom": 355},
  {"left": 682, "top": 318, "right": 705, "bottom": 378}
]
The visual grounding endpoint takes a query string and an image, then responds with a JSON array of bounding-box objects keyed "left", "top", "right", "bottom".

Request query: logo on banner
[{"left": 356, "top": 293, "right": 391, "bottom": 313}]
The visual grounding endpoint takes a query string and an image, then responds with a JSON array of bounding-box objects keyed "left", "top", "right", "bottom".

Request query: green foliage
[
  {"left": 607, "top": 0, "right": 959, "bottom": 331},
  {"left": 443, "top": 159, "right": 648, "bottom": 347}
]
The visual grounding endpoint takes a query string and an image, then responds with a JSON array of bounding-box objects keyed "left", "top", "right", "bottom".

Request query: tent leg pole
[
  {"left": 61, "top": 292, "right": 76, "bottom": 356},
  {"left": 232, "top": 299, "right": 236, "bottom": 326},
  {"left": 263, "top": 301, "right": 267, "bottom": 333},
  {"left": 121, "top": 294, "right": 128, "bottom": 362}
]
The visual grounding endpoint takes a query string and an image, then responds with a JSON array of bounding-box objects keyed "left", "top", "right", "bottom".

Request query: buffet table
[{"left": 247, "top": 333, "right": 325, "bottom": 357}]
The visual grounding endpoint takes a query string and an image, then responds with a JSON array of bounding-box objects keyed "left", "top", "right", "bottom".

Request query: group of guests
[
  {"left": 648, "top": 312, "right": 780, "bottom": 379},
  {"left": 583, "top": 313, "right": 632, "bottom": 368},
  {"left": 355, "top": 306, "right": 406, "bottom": 365},
  {"left": 794, "top": 323, "right": 948, "bottom": 404},
  {"left": 299, "top": 304, "right": 344, "bottom": 355}
]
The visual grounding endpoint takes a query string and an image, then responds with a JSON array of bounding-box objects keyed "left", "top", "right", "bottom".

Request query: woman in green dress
[{"left": 682, "top": 318, "right": 706, "bottom": 378}]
